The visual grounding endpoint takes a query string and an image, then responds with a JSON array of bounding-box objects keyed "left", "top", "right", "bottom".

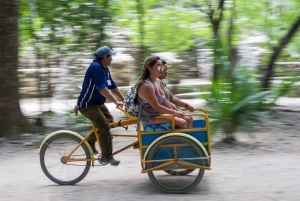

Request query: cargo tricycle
[{"left": 39, "top": 106, "right": 211, "bottom": 193}]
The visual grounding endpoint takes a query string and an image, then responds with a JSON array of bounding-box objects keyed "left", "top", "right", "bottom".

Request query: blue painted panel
[
  {"left": 142, "top": 133, "right": 165, "bottom": 146},
  {"left": 142, "top": 123, "right": 171, "bottom": 146},
  {"left": 141, "top": 120, "right": 209, "bottom": 154},
  {"left": 150, "top": 146, "right": 201, "bottom": 167},
  {"left": 193, "top": 119, "right": 206, "bottom": 128},
  {"left": 185, "top": 119, "right": 207, "bottom": 143}
]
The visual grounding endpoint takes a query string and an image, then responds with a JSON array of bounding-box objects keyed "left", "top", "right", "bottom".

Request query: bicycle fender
[
  {"left": 143, "top": 133, "right": 209, "bottom": 168},
  {"left": 38, "top": 130, "right": 94, "bottom": 164}
]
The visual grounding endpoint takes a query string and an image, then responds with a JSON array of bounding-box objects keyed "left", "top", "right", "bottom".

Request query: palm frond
[{"left": 230, "top": 90, "right": 274, "bottom": 113}]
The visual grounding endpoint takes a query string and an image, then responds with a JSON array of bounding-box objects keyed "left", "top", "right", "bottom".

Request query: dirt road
[
  {"left": 1, "top": 102, "right": 300, "bottom": 201},
  {"left": 1, "top": 124, "right": 300, "bottom": 201}
]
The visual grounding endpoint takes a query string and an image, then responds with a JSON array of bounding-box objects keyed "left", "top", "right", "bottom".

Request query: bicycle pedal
[
  {"left": 97, "top": 155, "right": 108, "bottom": 165},
  {"left": 98, "top": 160, "right": 108, "bottom": 166}
]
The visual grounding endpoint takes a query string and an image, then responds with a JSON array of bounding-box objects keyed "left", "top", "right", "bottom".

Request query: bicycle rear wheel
[
  {"left": 40, "top": 133, "right": 91, "bottom": 185},
  {"left": 146, "top": 135, "right": 206, "bottom": 193},
  {"left": 163, "top": 169, "right": 195, "bottom": 176}
]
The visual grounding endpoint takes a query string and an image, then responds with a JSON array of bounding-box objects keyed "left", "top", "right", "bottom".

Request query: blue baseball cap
[{"left": 95, "top": 46, "right": 117, "bottom": 59}]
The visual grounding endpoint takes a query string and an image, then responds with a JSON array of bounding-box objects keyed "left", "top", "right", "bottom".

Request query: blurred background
[{"left": 1, "top": 0, "right": 300, "bottom": 140}]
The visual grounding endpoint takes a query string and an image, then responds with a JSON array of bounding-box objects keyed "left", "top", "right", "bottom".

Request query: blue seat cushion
[{"left": 143, "top": 123, "right": 172, "bottom": 132}]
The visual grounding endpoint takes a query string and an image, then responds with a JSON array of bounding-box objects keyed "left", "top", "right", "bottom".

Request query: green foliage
[
  {"left": 41, "top": 109, "right": 90, "bottom": 128},
  {"left": 19, "top": 0, "right": 114, "bottom": 53},
  {"left": 205, "top": 66, "right": 274, "bottom": 139},
  {"left": 142, "top": 7, "right": 208, "bottom": 53},
  {"left": 178, "top": 86, "right": 195, "bottom": 93},
  {"left": 203, "top": 33, "right": 299, "bottom": 140},
  {"left": 110, "top": 0, "right": 208, "bottom": 53},
  {"left": 19, "top": 0, "right": 300, "bottom": 61},
  {"left": 234, "top": 0, "right": 300, "bottom": 60},
  {"left": 270, "top": 72, "right": 300, "bottom": 98},
  {"left": 64, "top": 110, "right": 91, "bottom": 127},
  {"left": 205, "top": 63, "right": 298, "bottom": 139}
]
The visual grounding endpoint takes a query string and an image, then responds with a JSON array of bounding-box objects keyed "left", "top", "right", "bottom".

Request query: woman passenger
[
  {"left": 136, "top": 56, "right": 187, "bottom": 128},
  {"left": 159, "top": 60, "right": 194, "bottom": 128}
]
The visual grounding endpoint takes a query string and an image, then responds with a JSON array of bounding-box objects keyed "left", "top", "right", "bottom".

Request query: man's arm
[
  {"left": 170, "top": 102, "right": 179, "bottom": 110},
  {"left": 171, "top": 96, "right": 195, "bottom": 112},
  {"left": 98, "top": 88, "right": 123, "bottom": 107},
  {"left": 110, "top": 88, "right": 125, "bottom": 103}
]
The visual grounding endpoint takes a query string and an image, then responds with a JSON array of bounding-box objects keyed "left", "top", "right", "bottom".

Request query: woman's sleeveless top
[{"left": 137, "top": 80, "right": 164, "bottom": 125}]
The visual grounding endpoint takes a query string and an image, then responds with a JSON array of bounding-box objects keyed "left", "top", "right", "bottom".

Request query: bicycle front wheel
[{"left": 40, "top": 133, "right": 91, "bottom": 185}]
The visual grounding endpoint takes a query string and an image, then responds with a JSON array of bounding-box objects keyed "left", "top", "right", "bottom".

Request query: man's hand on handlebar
[{"left": 114, "top": 101, "right": 124, "bottom": 108}]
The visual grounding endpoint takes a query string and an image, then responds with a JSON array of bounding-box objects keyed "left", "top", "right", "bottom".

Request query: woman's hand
[
  {"left": 187, "top": 105, "right": 195, "bottom": 112},
  {"left": 174, "top": 110, "right": 185, "bottom": 118},
  {"left": 184, "top": 102, "right": 195, "bottom": 112}
]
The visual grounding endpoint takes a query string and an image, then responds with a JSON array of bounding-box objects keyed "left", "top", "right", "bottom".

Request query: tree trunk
[
  {"left": 137, "top": 0, "right": 146, "bottom": 73},
  {"left": 262, "top": 15, "right": 300, "bottom": 90},
  {"left": 0, "top": 0, "right": 34, "bottom": 138},
  {"left": 210, "top": 0, "right": 225, "bottom": 80},
  {"left": 227, "top": 0, "right": 237, "bottom": 78}
]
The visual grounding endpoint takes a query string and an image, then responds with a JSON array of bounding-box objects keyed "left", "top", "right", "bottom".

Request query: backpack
[
  {"left": 124, "top": 85, "right": 139, "bottom": 117},
  {"left": 125, "top": 79, "right": 156, "bottom": 117}
]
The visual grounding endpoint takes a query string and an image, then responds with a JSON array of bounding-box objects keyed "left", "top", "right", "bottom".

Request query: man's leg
[
  {"left": 79, "top": 105, "right": 119, "bottom": 165},
  {"left": 96, "top": 104, "right": 120, "bottom": 165},
  {"left": 97, "top": 104, "right": 114, "bottom": 159},
  {"left": 79, "top": 106, "right": 97, "bottom": 145},
  {"left": 79, "top": 105, "right": 112, "bottom": 159},
  {"left": 89, "top": 105, "right": 113, "bottom": 156},
  {"left": 100, "top": 104, "right": 114, "bottom": 123}
]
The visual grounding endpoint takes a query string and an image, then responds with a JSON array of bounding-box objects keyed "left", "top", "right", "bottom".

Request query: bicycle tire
[
  {"left": 163, "top": 169, "right": 195, "bottom": 176},
  {"left": 40, "top": 133, "right": 91, "bottom": 185},
  {"left": 146, "top": 135, "right": 205, "bottom": 193}
]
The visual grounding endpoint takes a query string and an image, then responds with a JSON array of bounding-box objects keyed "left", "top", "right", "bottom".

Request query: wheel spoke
[
  {"left": 146, "top": 135, "right": 206, "bottom": 193},
  {"left": 40, "top": 133, "right": 91, "bottom": 185},
  {"left": 45, "top": 142, "right": 64, "bottom": 157}
]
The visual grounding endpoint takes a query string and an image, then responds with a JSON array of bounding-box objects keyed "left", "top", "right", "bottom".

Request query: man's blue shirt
[{"left": 77, "top": 59, "right": 117, "bottom": 107}]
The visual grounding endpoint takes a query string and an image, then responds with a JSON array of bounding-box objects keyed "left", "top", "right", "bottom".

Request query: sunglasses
[{"left": 155, "top": 64, "right": 166, "bottom": 71}]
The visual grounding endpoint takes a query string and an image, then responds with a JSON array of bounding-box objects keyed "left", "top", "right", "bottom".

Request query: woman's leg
[
  {"left": 151, "top": 115, "right": 187, "bottom": 129},
  {"left": 183, "top": 116, "right": 193, "bottom": 128}
]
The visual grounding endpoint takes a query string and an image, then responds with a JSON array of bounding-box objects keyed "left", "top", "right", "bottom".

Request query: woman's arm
[
  {"left": 162, "top": 81, "right": 195, "bottom": 112},
  {"left": 171, "top": 96, "right": 195, "bottom": 112},
  {"left": 170, "top": 102, "right": 179, "bottom": 110},
  {"left": 138, "top": 83, "right": 182, "bottom": 116}
]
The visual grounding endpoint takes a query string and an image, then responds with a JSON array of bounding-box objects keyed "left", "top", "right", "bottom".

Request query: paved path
[
  {"left": 1, "top": 97, "right": 300, "bottom": 200},
  {"left": 1, "top": 128, "right": 300, "bottom": 201}
]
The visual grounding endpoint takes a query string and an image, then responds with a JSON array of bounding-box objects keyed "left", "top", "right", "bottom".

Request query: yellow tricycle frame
[{"left": 39, "top": 106, "right": 211, "bottom": 170}]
